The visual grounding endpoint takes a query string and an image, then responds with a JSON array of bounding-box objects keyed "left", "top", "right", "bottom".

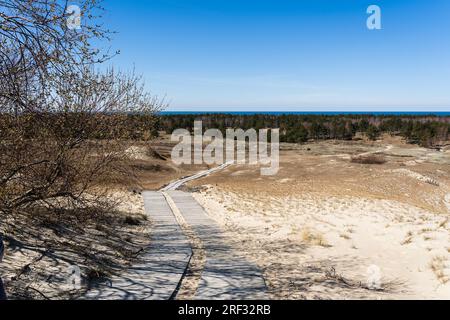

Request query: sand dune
[{"left": 189, "top": 139, "right": 450, "bottom": 299}]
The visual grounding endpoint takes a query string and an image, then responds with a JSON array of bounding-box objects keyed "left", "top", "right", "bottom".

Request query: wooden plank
[
  {"left": 167, "top": 191, "right": 268, "bottom": 300},
  {"left": 84, "top": 192, "right": 192, "bottom": 300}
]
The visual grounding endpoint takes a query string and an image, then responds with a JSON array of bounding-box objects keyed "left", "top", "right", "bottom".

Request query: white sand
[{"left": 194, "top": 186, "right": 450, "bottom": 299}]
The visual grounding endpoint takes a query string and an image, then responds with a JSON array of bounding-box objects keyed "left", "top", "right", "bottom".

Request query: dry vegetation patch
[
  {"left": 429, "top": 256, "right": 449, "bottom": 285},
  {"left": 0, "top": 197, "right": 150, "bottom": 300},
  {"left": 351, "top": 154, "right": 387, "bottom": 165}
]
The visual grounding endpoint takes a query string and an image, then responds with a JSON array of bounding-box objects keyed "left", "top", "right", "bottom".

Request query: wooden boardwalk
[
  {"left": 167, "top": 191, "right": 268, "bottom": 300},
  {"left": 84, "top": 161, "right": 268, "bottom": 300},
  {"left": 84, "top": 192, "right": 191, "bottom": 300},
  {"left": 161, "top": 161, "right": 234, "bottom": 191}
]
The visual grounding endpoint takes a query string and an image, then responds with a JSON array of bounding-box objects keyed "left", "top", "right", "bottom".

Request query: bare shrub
[
  {"left": 0, "top": 1, "right": 166, "bottom": 300},
  {"left": 1, "top": 1, "right": 165, "bottom": 217},
  {"left": 1, "top": 68, "right": 164, "bottom": 215},
  {"left": 0, "top": 1, "right": 109, "bottom": 114}
]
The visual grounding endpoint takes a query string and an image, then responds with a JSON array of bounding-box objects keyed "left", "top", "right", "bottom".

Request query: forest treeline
[
  {"left": 156, "top": 113, "right": 450, "bottom": 147},
  {"left": 5, "top": 113, "right": 446, "bottom": 148}
]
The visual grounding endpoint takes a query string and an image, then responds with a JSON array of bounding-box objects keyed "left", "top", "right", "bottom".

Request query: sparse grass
[
  {"left": 401, "top": 231, "right": 413, "bottom": 245},
  {"left": 351, "top": 154, "right": 387, "bottom": 165},
  {"left": 429, "top": 256, "right": 449, "bottom": 284},
  {"left": 401, "top": 237, "right": 413, "bottom": 245},
  {"left": 438, "top": 218, "right": 448, "bottom": 229},
  {"left": 425, "top": 178, "right": 439, "bottom": 187},
  {"left": 301, "top": 228, "right": 331, "bottom": 247}
]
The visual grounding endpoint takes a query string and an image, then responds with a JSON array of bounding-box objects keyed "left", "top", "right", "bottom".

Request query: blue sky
[{"left": 99, "top": 0, "right": 450, "bottom": 111}]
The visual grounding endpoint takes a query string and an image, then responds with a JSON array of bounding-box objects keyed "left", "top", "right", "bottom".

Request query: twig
[
  {"left": 26, "top": 286, "right": 50, "bottom": 300},
  {"left": 15, "top": 249, "right": 49, "bottom": 279}
]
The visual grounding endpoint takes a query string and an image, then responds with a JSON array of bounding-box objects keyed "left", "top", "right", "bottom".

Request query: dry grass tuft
[
  {"left": 429, "top": 256, "right": 449, "bottom": 284},
  {"left": 339, "top": 233, "right": 351, "bottom": 240},
  {"left": 438, "top": 218, "right": 448, "bottom": 229},
  {"left": 301, "top": 229, "right": 331, "bottom": 247},
  {"left": 425, "top": 178, "right": 439, "bottom": 187},
  {"left": 401, "top": 231, "right": 414, "bottom": 245}
]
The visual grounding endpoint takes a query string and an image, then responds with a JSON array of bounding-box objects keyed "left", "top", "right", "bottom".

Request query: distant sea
[{"left": 160, "top": 111, "right": 450, "bottom": 116}]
